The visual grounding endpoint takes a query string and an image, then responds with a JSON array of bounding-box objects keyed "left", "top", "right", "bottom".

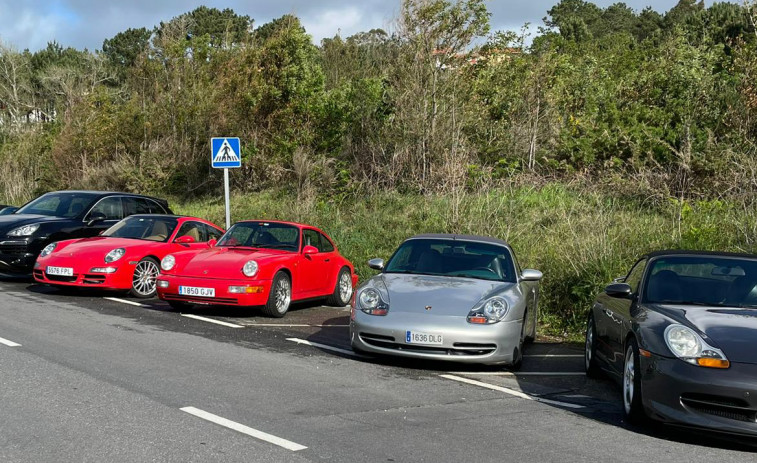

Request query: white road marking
[
  {"left": 523, "top": 354, "right": 584, "bottom": 358},
  {"left": 0, "top": 336, "right": 21, "bottom": 347},
  {"left": 286, "top": 338, "right": 368, "bottom": 357},
  {"left": 447, "top": 371, "right": 585, "bottom": 376},
  {"left": 439, "top": 374, "right": 584, "bottom": 409},
  {"left": 104, "top": 297, "right": 149, "bottom": 307},
  {"left": 246, "top": 324, "right": 349, "bottom": 328},
  {"left": 180, "top": 314, "right": 244, "bottom": 328},
  {"left": 180, "top": 407, "right": 307, "bottom": 451}
]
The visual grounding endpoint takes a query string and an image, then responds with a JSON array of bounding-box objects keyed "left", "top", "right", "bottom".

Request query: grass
[{"left": 172, "top": 183, "right": 757, "bottom": 340}]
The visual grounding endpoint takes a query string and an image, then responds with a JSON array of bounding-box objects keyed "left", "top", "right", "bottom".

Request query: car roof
[
  {"left": 236, "top": 219, "right": 317, "bottom": 229},
  {"left": 405, "top": 233, "right": 510, "bottom": 248},
  {"left": 644, "top": 249, "right": 757, "bottom": 260}
]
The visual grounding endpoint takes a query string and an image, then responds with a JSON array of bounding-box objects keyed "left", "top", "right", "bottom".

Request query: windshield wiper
[
  {"left": 656, "top": 300, "right": 728, "bottom": 307},
  {"left": 254, "top": 243, "right": 296, "bottom": 249}
]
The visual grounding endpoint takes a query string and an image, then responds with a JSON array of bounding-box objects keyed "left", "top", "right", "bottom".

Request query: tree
[{"left": 102, "top": 27, "right": 152, "bottom": 76}]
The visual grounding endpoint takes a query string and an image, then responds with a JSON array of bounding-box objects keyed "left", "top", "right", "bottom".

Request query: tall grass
[{"left": 173, "top": 183, "right": 757, "bottom": 338}]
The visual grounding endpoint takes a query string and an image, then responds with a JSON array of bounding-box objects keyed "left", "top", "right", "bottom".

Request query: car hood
[
  {"left": 652, "top": 304, "right": 757, "bottom": 364},
  {"left": 54, "top": 237, "right": 162, "bottom": 257},
  {"left": 0, "top": 214, "right": 68, "bottom": 234},
  {"left": 379, "top": 273, "right": 512, "bottom": 317},
  {"left": 176, "top": 247, "right": 291, "bottom": 279}
]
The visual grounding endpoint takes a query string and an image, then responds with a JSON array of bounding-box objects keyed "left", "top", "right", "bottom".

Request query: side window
[
  {"left": 175, "top": 221, "right": 206, "bottom": 242},
  {"left": 303, "top": 229, "right": 321, "bottom": 251},
  {"left": 88, "top": 196, "right": 124, "bottom": 221},
  {"left": 122, "top": 197, "right": 137, "bottom": 216},
  {"left": 204, "top": 224, "right": 224, "bottom": 241},
  {"left": 318, "top": 232, "right": 334, "bottom": 252},
  {"left": 625, "top": 259, "right": 647, "bottom": 293},
  {"left": 145, "top": 199, "right": 167, "bottom": 213}
]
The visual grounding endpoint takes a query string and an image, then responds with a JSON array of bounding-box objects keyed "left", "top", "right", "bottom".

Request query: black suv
[{"left": 0, "top": 191, "right": 172, "bottom": 274}]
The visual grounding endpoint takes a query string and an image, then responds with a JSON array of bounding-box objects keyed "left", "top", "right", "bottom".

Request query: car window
[
  {"left": 204, "top": 223, "right": 224, "bottom": 241},
  {"left": 318, "top": 232, "right": 334, "bottom": 252},
  {"left": 625, "top": 259, "right": 647, "bottom": 293},
  {"left": 102, "top": 216, "right": 179, "bottom": 242},
  {"left": 217, "top": 222, "right": 299, "bottom": 251},
  {"left": 142, "top": 198, "right": 167, "bottom": 213},
  {"left": 87, "top": 196, "right": 124, "bottom": 221},
  {"left": 175, "top": 221, "right": 207, "bottom": 242},
  {"left": 303, "top": 230, "right": 321, "bottom": 251}
]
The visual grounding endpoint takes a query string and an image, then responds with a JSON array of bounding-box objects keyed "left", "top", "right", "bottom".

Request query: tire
[
  {"left": 509, "top": 313, "right": 527, "bottom": 371},
  {"left": 130, "top": 257, "right": 160, "bottom": 298},
  {"left": 623, "top": 337, "right": 646, "bottom": 423},
  {"left": 585, "top": 314, "right": 602, "bottom": 378},
  {"left": 167, "top": 301, "right": 192, "bottom": 311},
  {"left": 525, "top": 305, "right": 537, "bottom": 343},
  {"left": 326, "top": 267, "right": 353, "bottom": 307},
  {"left": 262, "top": 271, "right": 291, "bottom": 318}
]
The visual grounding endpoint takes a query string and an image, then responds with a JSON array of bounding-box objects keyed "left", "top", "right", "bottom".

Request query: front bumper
[
  {"left": 350, "top": 308, "right": 522, "bottom": 365},
  {"left": 32, "top": 258, "right": 135, "bottom": 290},
  {"left": 156, "top": 274, "right": 272, "bottom": 307},
  {"left": 0, "top": 237, "right": 43, "bottom": 273},
  {"left": 641, "top": 353, "right": 757, "bottom": 437}
]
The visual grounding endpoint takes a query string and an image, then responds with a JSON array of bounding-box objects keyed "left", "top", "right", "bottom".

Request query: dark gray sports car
[
  {"left": 586, "top": 250, "right": 757, "bottom": 436},
  {"left": 350, "top": 234, "right": 542, "bottom": 367}
]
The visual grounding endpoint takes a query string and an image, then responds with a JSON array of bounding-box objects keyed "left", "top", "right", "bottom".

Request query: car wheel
[
  {"left": 263, "top": 271, "right": 291, "bottom": 318},
  {"left": 585, "top": 314, "right": 602, "bottom": 378},
  {"left": 623, "top": 337, "right": 646, "bottom": 423},
  {"left": 130, "top": 257, "right": 160, "bottom": 298},
  {"left": 510, "top": 313, "right": 527, "bottom": 371},
  {"left": 326, "top": 267, "right": 353, "bottom": 307},
  {"left": 525, "top": 305, "right": 537, "bottom": 343}
]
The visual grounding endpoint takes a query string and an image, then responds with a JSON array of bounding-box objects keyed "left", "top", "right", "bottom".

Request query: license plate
[
  {"left": 47, "top": 266, "right": 74, "bottom": 276},
  {"left": 179, "top": 286, "right": 215, "bottom": 297},
  {"left": 406, "top": 330, "right": 443, "bottom": 345}
]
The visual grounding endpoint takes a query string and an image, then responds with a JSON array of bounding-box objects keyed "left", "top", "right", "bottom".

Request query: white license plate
[
  {"left": 179, "top": 286, "right": 215, "bottom": 297},
  {"left": 47, "top": 266, "right": 74, "bottom": 276},
  {"left": 406, "top": 330, "right": 443, "bottom": 345}
]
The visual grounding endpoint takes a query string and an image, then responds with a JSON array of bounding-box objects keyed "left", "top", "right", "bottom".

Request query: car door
[
  {"left": 81, "top": 196, "right": 125, "bottom": 237},
  {"left": 298, "top": 229, "right": 331, "bottom": 295}
]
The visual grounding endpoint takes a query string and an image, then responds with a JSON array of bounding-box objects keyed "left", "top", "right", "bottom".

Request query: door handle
[{"left": 324, "top": 258, "right": 330, "bottom": 262}]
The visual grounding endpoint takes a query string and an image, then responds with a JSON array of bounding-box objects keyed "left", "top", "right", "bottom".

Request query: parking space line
[
  {"left": 0, "top": 336, "right": 21, "bottom": 347},
  {"left": 447, "top": 371, "right": 585, "bottom": 376},
  {"left": 181, "top": 314, "right": 244, "bottom": 328},
  {"left": 286, "top": 338, "right": 368, "bottom": 357},
  {"left": 104, "top": 297, "right": 149, "bottom": 308},
  {"left": 246, "top": 324, "right": 350, "bottom": 328},
  {"left": 439, "top": 374, "right": 584, "bottom": 409},
  {"left": 180, "top": 406, "right": 307, "bottom": 451},
  {"left": 523, "top": 354, "right": 583, "bottom": 358}
]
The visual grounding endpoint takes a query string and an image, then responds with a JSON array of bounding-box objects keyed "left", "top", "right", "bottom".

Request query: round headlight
[
  {"left": 161, "top": 255, "right": 176, "bottom": 271},
  {"left": 359, "top": 288, "right": 380, "bottom": 309},
  {"left": 104, "top": 248, "right": 125, "bottom": 263},
  {"left": 242, "top": 260, "right": 258, "bottom": 277},
  {"left": 483, "top": 297, "right": 508, "bottom": 320},
  {"left": 40, "top": 242, "right": 57, "bottom": 257},
  {"left": 665, "top": 325, "right": 701, "bottom": 358}
]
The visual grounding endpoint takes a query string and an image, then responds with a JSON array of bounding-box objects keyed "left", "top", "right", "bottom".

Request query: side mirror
[
  {"left": 605, "top": 283, "right": 633, "bottom": 299},
  {"left": 175, "top": 235, "right": 196, "bottom": 244},
  {"left": 368, "top": 258, "right": 385, "bottom": 271},
  {"left": 87, "top": 212, "right": 107, "bottom": 227},
  {"left": 207, "top": 239, "right": 217, "bottom": 248},
  {"left": 303, "top": 245, "right": 319, "bottom": 255},
  {"left": 520, "top": 269, "right": 543, "bottom": 281}
]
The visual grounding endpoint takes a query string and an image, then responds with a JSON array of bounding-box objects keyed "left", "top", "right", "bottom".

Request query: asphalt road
[{"left": 0, "top": 279, "right": 755, "bottom": 462}]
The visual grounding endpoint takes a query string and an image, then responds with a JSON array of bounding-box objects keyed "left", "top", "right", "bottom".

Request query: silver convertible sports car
[{"left": 350, "top": 234, "right": 542, "bottom": 367}]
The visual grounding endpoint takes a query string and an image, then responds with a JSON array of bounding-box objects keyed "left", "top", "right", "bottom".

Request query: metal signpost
[{"left": 210, "top": 137, "right": 242, "bottom": 229}]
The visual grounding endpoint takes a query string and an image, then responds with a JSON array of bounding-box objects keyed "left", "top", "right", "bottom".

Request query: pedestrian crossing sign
[{"left": 211, "top": 137, "right": 241, "bottom": 168}]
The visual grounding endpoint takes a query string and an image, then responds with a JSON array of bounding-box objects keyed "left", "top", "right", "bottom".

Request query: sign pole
[{"left": 223, "top": 168, "right": 231, "bottom": 230}]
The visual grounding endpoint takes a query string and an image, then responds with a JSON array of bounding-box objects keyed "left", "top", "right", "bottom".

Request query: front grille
[
  {"left": 82, "top": 274, "right": 106, "bottom": 284},
  {"left": 0, "top": 244, "right": 29, "bottom": 255},
  {"left": 681, "top": 393, "right": 757, "bottom": 423},
  {"left": 33, "top": 270, "right": 44, "bottom": 279},
  {"left": 359, "top": 333, "right": 496, "bottom": 357},
  {"left": 163, "top": 294, "right": 239, "bottom": 305},
  {"left": 45, "top": 273, "right": 77, "bottom": 283}
]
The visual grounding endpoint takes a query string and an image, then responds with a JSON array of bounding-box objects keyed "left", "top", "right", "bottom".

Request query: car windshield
[
  {"left": 102, "top": 216, "right": 178, "bottom": 242},
  {"left": 16, "top": 192, "right": 99, "bottom": 218},
  {"left": 217, "top": 222, "right": 299, "bottom": 251},
  {"left": 384, "top": 238, "right": 516, "bottom": 282},
  {"left": 643, "top": 255, "right": 757, "bottom": 307}
]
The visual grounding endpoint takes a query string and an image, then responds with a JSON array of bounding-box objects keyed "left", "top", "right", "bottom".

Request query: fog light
[
  {"left": 90, "top": 267, "right": 117, "bottom": 274},
  {"left": 228, "top": 285, "right": 264, "bottom": 294},
  {"left": 157, "top": 280, "right": 169, "bottom": 288}
]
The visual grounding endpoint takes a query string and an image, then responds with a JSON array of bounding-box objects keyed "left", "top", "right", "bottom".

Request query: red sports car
[
  {"left": 156, "top": 220, "right": 358, "bottom": 317},
  {"left": 34, "top": 215, "right": 224, "bottom": 297}
]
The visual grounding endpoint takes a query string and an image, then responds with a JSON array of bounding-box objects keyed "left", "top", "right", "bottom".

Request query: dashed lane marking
[
  {"left": 180, "top": 406, "right": 307, "bottom": 451},
  {"left": 181, "top": 314, "right": 244, "bottom": 328},
  {"left": 439, "top": 374, "right": 585, "bottom": 409},
  {"left": 104, "top": 297, "right": 149, "bottom": 308},
  {"left": 0, "top": 336, "right": 21, "bottom": 347},
  {"left": 286, "top": 337, "right": 369, "bottom": 358}
]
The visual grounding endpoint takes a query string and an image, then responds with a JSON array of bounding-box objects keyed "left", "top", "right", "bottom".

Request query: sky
[{"left": 0, "top": 0, "right": 700, "bottom": 52}]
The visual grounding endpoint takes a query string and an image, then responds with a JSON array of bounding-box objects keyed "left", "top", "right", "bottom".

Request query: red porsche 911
[
  {"left": 34, "top": 215, "right": 224, "bottom": 297},
  {"left": 156, "top": 220, "right": 357, "bottom": 317}
]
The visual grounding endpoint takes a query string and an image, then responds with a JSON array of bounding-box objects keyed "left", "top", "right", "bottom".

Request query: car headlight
[
  {"left": 161, "top": 255, "right": 176, "bottom": 271},
  {"left": 8, "top": 223, "right": 40, "bottom": 236},
  {"left": 664, "top": 324, "right": 730, "bottom": 368},
  {"left": 468, "top": 296, "right": 509, "bottom": 324},
  {"left": 357, "top": 287, "right": 389, "bottom": 315},
  {"left": 242, "top": 260, "right": 258, "bottom": 277},
  {"left": 40, "top": 242, "right": 57, "bottom": 257},
  {"left": 104, "top": 248, "right": 125, "bottom": 263}
]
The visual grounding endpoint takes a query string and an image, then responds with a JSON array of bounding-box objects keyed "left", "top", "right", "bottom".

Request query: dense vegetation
[{"left": 2, "top": 0, "right": 757, "bottom": 336}]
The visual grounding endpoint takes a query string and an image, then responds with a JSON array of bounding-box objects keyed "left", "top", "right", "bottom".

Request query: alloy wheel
[{"left": 132, "top": 260, "right": 159, "bottom": 297}]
